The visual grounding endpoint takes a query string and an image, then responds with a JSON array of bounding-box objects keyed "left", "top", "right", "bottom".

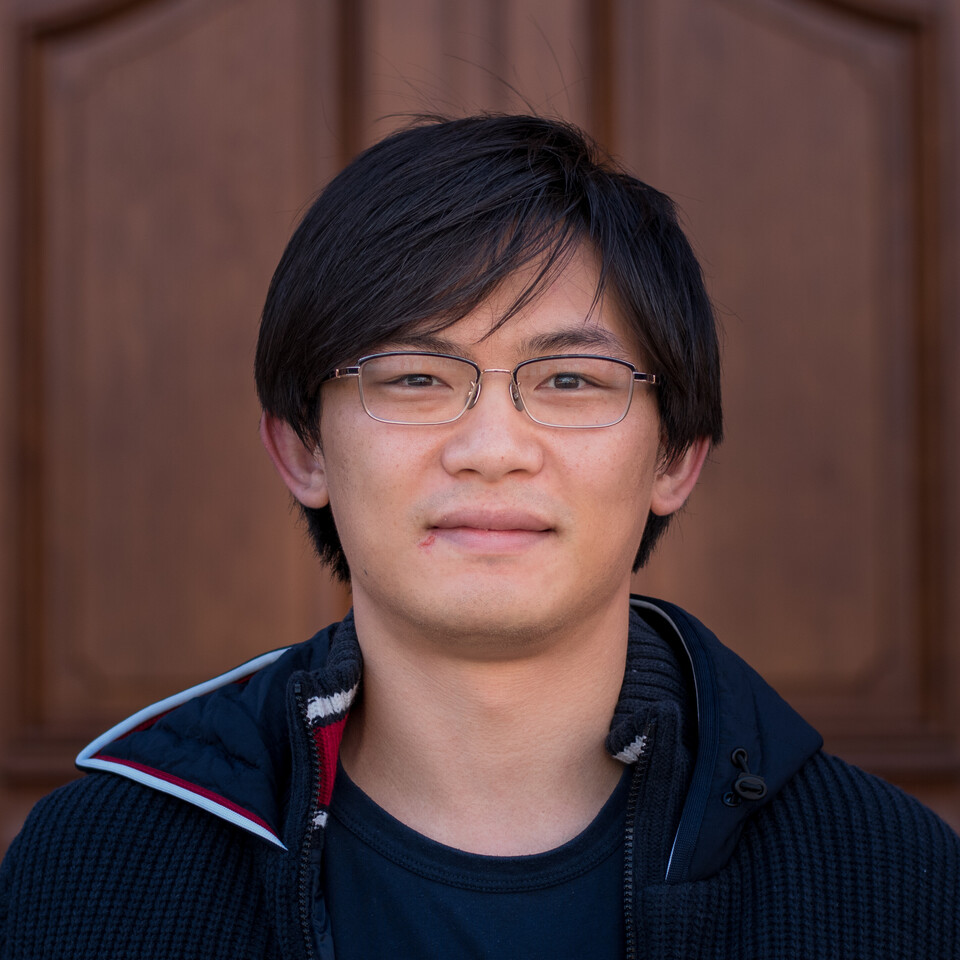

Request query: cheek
[
  {"left": 322, "top": 412, "right": 402, "bottom": 498},
  {"left": 564, "top": 433, "right": 658, "bottom": 537},
  {"left": 322, "top": 429, "right": 431, "bottom": 551},
  {"left": 564, "top": 424, "right": 657, "bottom": 488}
]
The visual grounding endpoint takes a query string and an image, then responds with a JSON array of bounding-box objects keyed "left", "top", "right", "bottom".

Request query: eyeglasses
[{"left": 321, "top": 352, "right": 658, "bottom": 428}]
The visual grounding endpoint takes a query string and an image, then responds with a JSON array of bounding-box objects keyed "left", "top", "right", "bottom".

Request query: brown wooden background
[{"left": 1, "top": 0, "right": 958, "bottom": 854}]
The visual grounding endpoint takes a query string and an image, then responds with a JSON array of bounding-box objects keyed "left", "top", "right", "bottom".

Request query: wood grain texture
[{"left": 621, "top": 0, "right": 959, "bottom": 778}]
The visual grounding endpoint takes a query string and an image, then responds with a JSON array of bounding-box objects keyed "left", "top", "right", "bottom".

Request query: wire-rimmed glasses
[{"left": 321, "top": 352, "right": 658, "bottom": 428}]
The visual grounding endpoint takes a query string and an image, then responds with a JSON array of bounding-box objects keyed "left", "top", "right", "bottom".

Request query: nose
[{"left": 440, "top": 369, "right": 544, "bottom": 480}]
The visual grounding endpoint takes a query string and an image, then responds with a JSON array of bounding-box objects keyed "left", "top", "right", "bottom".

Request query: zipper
[
  {"left": 631, "top": 598, "right": 717, "bottom": 884},
  {"left": 294, "top": 680, "right": 321, "bottom": 960},
  {"left": 623, "top": 718, "right": 656, "bottom": 960}
]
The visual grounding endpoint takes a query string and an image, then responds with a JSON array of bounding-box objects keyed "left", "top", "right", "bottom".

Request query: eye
[
  {"left": 518, "top": 357, "right": 627, "bottom": 397},
  {"left": 547, "top": 372, "right": 588, "bottom": 390},
  {"left": 393, "top": 373, "right": 445, "bottom": 389}
]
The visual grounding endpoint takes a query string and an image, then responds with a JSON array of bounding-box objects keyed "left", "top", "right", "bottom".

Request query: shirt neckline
[{"left": 327, "top": 761, "right": 633, "bottom": 892}]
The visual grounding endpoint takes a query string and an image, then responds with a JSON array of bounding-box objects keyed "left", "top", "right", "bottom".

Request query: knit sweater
[{"left": 1, "top": 597, "right": 958, "bottom": 958}]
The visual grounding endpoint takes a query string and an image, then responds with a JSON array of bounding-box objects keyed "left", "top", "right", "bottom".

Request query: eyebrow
[
  {"left": 381, "top": 332, "right": 463, "bottom": 354},
  {"left": 380, "top": 326, "right": 630, "bottom": 358},
  {"left": 523, "top": 328, "right": 629, "bottom": 356}
]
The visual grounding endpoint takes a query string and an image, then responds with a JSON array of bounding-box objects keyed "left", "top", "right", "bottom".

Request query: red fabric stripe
[
  {"left": 94, "top": 754, "right": 279, "bottom": 839},
  {"left": 314, "top": 715, "right": 349, "bottom": 809}
]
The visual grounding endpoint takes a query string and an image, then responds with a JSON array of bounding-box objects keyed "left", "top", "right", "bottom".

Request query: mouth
[{"left": 423, "top": 508, "right": 554, "bottom": 553}]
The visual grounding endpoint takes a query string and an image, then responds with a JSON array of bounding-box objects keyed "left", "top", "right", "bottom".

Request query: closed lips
[{"left": 430, "top": 509, "right": 552, "bottom": 532}]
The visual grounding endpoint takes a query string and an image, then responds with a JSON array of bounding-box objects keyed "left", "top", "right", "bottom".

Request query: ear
[
  {"left": 259, "top": 413, "right": 330, "bottom": 509},
  {"left": 649, "top": 437, "right": 711, "bottom": 517}
]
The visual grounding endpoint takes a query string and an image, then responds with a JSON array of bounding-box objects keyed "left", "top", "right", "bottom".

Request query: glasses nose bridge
[{"left": 466, "top": 367, "right": 525, "bottom": 415}]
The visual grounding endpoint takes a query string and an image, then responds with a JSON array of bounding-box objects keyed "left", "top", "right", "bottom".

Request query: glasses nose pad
[
  {"left": 466, "top": 379, "right": 481, "bottom": 410},
  {"left": 509, "top": 380, "right": 525, "bottom": 412}
]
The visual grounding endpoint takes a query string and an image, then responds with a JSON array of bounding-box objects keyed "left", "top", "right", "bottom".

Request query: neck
[{"left": 339, "top": 599, "right": 630, "bottom": 855}]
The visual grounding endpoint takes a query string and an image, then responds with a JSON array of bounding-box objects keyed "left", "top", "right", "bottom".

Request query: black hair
[{"left": 255, "top": 114, "right": 722, "bottom": 582}]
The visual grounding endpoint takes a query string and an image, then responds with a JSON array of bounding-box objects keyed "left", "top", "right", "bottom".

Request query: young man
[{"left": 1, "top": 115, "right": 958, "bottom": 958}]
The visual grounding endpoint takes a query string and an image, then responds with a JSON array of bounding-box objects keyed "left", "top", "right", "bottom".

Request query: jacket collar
[
  {"left": 631, "top": 596, "right": 822, "bottom": 881},
  {"left": 76, "top": 598, "right": 822, "bottom": 881},
  {"left": 76, "top": 616, "right": 361, "bottom": 851}
]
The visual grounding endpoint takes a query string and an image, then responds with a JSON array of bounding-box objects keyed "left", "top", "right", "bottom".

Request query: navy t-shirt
[{"left": 319, "top": 762, "right": 631, "bottom": 958}]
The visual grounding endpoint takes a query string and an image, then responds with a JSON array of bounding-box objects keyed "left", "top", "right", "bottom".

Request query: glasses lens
[
  {"left": 358, "top": 353, "right": 477, "bottom": 424},
  {"left": 515, "top": 356, "right": 634, "bottom": 427}
]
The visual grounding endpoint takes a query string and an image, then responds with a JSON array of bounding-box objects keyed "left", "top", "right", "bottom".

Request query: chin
[{"left": 408, "top": 584, "right": 575, "bottom": 646}]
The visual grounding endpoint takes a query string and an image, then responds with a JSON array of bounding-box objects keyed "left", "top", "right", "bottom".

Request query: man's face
[{"left": 291, "top": 249, "right": 687, "bottom": 654}]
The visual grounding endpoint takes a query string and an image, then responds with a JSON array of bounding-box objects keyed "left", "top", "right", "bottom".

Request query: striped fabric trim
[
  {"left": 80, "top": 754, "right": 287, "bottom": 849},
  {"left": 76, "top": 646, "right": 292, "bottom": 848},
  {"left": 305, "top": 683, "right": 359, "bottom": 725},
  {"left": 77, "top": 648, "right": 291, "bottom": 764},
  {"left": 302, "top": 682, "right": 359, "bottom": 834},
  {"left": 615, "top": 732, "right": 649, "bottom": 764}
]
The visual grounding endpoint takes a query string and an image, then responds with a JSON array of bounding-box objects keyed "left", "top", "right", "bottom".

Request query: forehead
[{"left": 379, "top": 246, "right": 640, "bottom": 363}]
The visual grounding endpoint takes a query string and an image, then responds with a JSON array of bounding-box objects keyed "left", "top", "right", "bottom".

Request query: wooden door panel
[
  {"left": 618, "top": 0, "right": 959, "bottom": 782},
  {"left": 356, "top": 0, "right": 597, "bottom": 143}
]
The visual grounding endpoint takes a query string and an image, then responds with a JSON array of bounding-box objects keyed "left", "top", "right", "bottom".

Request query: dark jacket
[{"left": 1, "top": 596, "right": 958, "bottom": 958}]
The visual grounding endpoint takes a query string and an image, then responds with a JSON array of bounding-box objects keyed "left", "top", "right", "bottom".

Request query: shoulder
[
  {"left": 746, "top": 750, "right": 960, "bottom": 874},
  {"left": 6, "top": 770, "right": 251, "bottom": 865},
  {"left": 1, "top": 773, "right": 278, "bottom": 958},
  {"left": 773, "top": 751, "right": 960, "bottom": 852},
  {"left": 733, "top": 751, "right": 959, "bottom": 954}
]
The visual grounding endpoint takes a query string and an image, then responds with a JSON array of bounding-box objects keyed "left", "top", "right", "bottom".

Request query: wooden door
[{"left": 1, "top": 0, "right": 958, "bottom": 853}]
